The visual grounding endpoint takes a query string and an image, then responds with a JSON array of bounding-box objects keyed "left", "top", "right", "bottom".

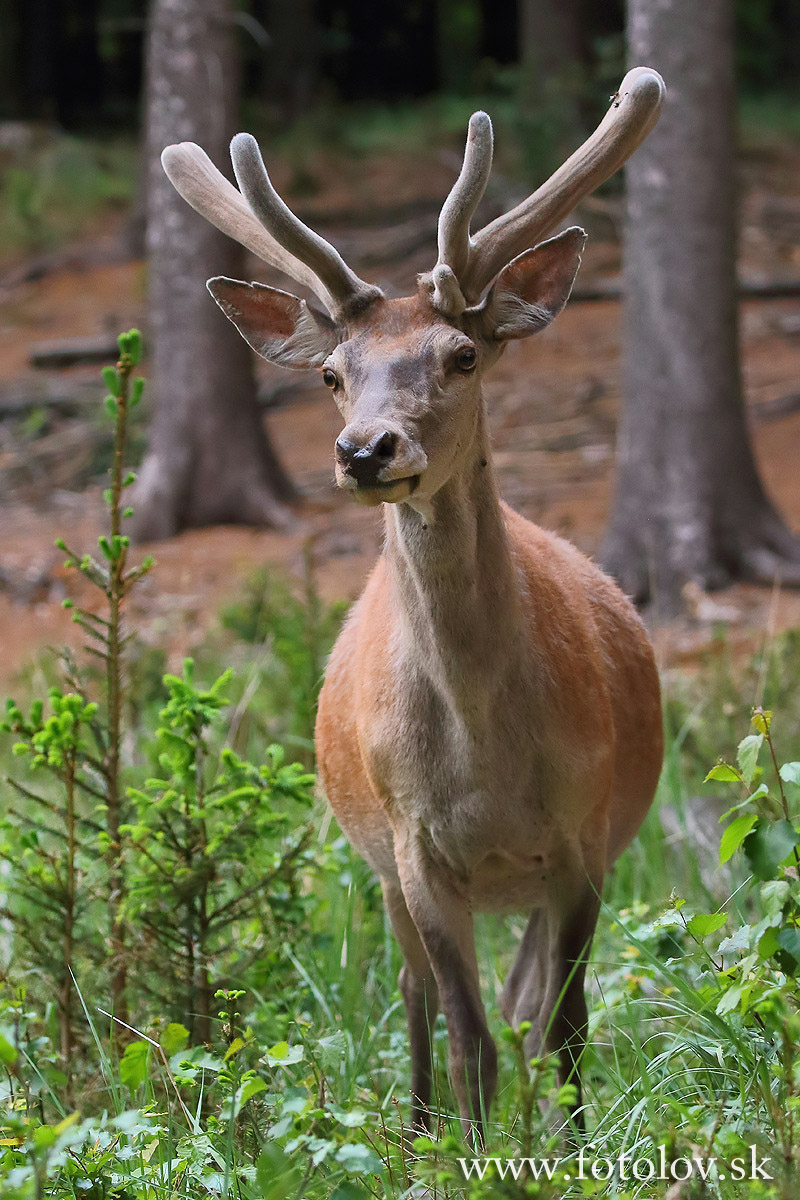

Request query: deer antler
[
  {"left": 162, "top": 138, "right": 382, "bottom": 320},
  {"left": 433, "top": 67, "right": 665, "bottom": 308},
  {"left": 432, "top": 111, "right": 493, "bottom": 316}
]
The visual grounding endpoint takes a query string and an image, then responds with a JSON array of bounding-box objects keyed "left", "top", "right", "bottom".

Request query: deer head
[{"left": 162, "top": 69, "right": 664, "bottom": 514}]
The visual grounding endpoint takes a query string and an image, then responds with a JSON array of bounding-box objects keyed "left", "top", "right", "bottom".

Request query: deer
[{"left": 161, "top": 66, "right": 666, "bottom": 1146}]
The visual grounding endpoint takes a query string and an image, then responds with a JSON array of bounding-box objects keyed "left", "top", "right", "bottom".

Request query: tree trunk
[
  {"left": 436, "top": 0, "right": 482, "bottom": 95},
  {"left": 266, "top": 0, "right": 319, "bottom": 120},
  {"left": 133, "top": 0, "right": 295, "bottom": 542},
  {"left": 518, "top": 0, "right": 585, "bottom": 172},
  {"left": 601, "top": 0, "right": 800, "bottom": 613}
]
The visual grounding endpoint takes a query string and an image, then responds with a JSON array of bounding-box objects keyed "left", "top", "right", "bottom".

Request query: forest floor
[{"left": 0, "top": 133, "right": 799, "bottom": 686}]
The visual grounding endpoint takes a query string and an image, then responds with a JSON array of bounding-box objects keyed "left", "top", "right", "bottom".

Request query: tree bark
[
  {"left": 518, "top": 0, "right": 585, "bottom": 172},
  {"left": 133, "top": 0, "right": 295, "bottom": 543},
  {"left": 601, "top": 0, "right": 800, "bottom": 613}
]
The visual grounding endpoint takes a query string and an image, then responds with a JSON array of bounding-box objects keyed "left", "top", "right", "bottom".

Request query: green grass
[{"left": 4, "top": 627, "right": 800, "bottom": 1197}]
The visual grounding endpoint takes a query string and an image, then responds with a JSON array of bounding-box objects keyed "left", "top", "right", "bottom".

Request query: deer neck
[{"left": 383, "top": 401, "right": 521, "bottom": 685}]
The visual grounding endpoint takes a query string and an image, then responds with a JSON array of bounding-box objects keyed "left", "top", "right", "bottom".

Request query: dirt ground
[{"left": 0, "top": 141, "right": 799, "bottom": 685}]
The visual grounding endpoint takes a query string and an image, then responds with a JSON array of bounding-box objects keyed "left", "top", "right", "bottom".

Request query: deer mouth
[{"left": 351, "top": 475, "right": 420, "bottom": 507}]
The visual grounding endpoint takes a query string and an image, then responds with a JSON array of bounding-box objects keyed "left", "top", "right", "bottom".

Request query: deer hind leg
[
  {"left": 500, "top": 908, "right": 547, "bottom": 1028},
  {"left": 382, "top": 880, "right": 440, "bottom": 1133},
  {"left": 395, "top": 836, "right": 497, "bottom": 1148},
  {"left": 507, "top": 872, "right": 603, "bottom": 1135}
]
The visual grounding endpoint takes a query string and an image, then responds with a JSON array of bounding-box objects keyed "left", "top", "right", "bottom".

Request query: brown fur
[
  {"left": 215, "top": 243, "right": 663, "bottom": 1144},
  {"left": 314, "top": 276, "right": 663, "bottom": 1139}
]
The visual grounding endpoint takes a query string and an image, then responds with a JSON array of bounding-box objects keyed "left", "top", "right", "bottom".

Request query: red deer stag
[{"left": 162, "top": 67, "right": 665, "bottom": 1143}]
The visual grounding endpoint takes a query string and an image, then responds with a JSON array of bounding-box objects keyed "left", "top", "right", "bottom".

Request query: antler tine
[
  {"left": 161, "top": 142, "right": 337, "bottom": 312},
  {"left": 230, "top": 133, "right": 382, "bottom": 319},
  {"left": 435, "top": 111, "right": 494, "bottom": 301},
  {"left": 461, "top": 67, "right": 666, "bottom": 303}
]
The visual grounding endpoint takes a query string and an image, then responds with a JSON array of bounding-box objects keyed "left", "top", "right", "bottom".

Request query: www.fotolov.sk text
[{"left": 459, "top": 1144, "right": 774, "bottom": 1184}]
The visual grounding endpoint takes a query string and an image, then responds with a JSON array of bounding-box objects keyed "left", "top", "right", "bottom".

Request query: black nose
[{"left": 336, "top": 430, "right": 397, "bottom": 485}]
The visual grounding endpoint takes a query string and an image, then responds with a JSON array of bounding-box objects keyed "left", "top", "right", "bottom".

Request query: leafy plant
[
  {"left": 122, "top": 660, "right": 315, "bottom": 1040},
  {"left": 0, "top": 330, "right": 150, "bottom": 1057}
]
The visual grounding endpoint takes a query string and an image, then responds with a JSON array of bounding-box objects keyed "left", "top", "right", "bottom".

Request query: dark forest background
[{"left": 2, "top": 0, "right": 798, "bottom": 130}]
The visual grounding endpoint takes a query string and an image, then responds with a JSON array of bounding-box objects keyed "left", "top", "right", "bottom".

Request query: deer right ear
[{"left": 207, "top": 277, "right": 339, "bottom": 369}]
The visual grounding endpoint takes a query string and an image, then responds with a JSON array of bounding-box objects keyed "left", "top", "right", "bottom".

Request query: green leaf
[
  {"left": 0, "top": 1033, "right": 18, "bottom": 1064},
  {"left": 104, "top": 394, "right": 118, "bottom": 419},
  {"left": 237, "top": 1077, "right": 267, "bottom": 1110},
  {"left": 687, "top": 912, "right": 727, "bottom": 939},
  {"left": 102, "top": 365, "right": 121, "bottom": 397},
  {"left": 718, "top": 926, "right": 751, "bottom": 956},
  {"left": 327, "top": 1105, "right": 369, "bottom": 1128},
  {"left": 119, "top": 1040, "right": 150, "bottom": 1090},
  {"left": 225, "top": 1076, "right": 268, "bottom": 1119},
  {"left": 716, "top": 981, "right": 747, "bottom": 1016},
  {"left": 334, "top": 1142, "right": 383, "bottom": 1175},
  {"left": 224, "top": 1036, "right": 244, "bottom": 1061},
  {"left": 780, "top": 762, "right": 800, "bottom": 787},
  {"left": 751, "top": 709, "right": 772, "bottom": 735},
  {"left": 777, "top": 928, "right": 800, "bottom": 962},
  {"left": 719, "top": 813, "right": 758, "bottom": 863},
  {"left": 330, "top": 1185, "right": 370, "bottom": 1200},
  {"left": 758, "top": 926, "right": 781, "bottom": 959},
  {"left": 745, "top": 819, "right": 799, "bottom": 880},
  {"left": 160, "top": 1023, "right": 189, "bottom": 1057},
  {"left": 705, "top": 762, "right": 741, "bottom": 783},
  {"left": 736, "top": 734, "right": 763, "bottom": 786},
  {"left": 761, "top": 879, "right": 790, "bottom": 918}
]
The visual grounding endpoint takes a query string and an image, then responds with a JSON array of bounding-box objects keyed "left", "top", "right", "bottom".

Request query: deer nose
[{"left": 335, "top": 430, "right": 397, "bottom": 485}]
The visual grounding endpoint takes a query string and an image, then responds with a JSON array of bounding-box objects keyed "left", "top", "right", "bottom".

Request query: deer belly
[
  {"left": 412, "top": 778, "right": 564, "bottom": 912},
  {"left": 469, "top": 849, "right": 554, "bottom": 913}
]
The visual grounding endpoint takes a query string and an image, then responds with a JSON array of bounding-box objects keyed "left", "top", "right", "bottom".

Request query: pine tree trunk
[
  {"left": 601, "top": 0, "right": 800, "bottom": 613},
  {"left": 133, "top": 0, "right": 295, "bottom": 542},
  {"left": 518, "top": 0, "right": 584, "bottom": 156}
]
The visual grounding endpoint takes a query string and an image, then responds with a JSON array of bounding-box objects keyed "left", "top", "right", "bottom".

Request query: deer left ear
[
  {"left": 207, "top": 277, "right": 339, "bottom": 368},
  {"left": 480, "top": 226, "right": 586, "bottom": 342}
]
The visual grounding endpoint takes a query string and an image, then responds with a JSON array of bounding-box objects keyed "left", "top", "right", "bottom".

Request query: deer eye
[
  {"left": 322, "top": 368, "right": 339, "bottom": 389},
  {"left": 455, "top": 346, "right": 477, "bottom": 372}
]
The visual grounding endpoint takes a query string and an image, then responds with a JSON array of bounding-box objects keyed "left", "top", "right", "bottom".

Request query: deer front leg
[
  {"left": 395, "top": 834, "right": 497, "bottom": 1147},
  {"left": 382, "top": 880, "right": 440, "bottom": 1133}
]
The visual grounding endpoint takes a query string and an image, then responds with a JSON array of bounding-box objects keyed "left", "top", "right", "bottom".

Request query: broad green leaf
[
  {"left": 777, "top": 928, "right": 800, "bottom": 962},
  {"left": 160, "top": 1023, "right": 189, "bottom": 1057},
  {"left": 705, "top": 762, "right": 741, "bottom": 784},
  {"left": 266, "top": 1041, "right": 303, "bottom": 1067},
  {"left": 0, "top": 1033, "right": 17, "bottom": 1065},
  {"left": 758, "top": 926, "right": 781, "bottom": 959},
  {"left": 687, "top": 912, "right": 727, "bottom": 939},
  {"left": 268, "top": 1114, "right": 294, "bottom": 1141},
  {"left": 335, "top": 1142, "right": 383, "bottom": 1175},
  {"left": 736, "top": 734, "right": 763, "bottom": 786},
  {"left": 330, "top": 1185, "right": 370, "bottom": 1200},
  {"left": 716, "top": 981, "right": 747, "bottom": 1015},
  {"left": 760, "top": 879, "right": 790, "bottom": 918},
  {"left": 745, "top": 820, "right": 799, "bottom": 880},
  {"left": 119, "top": 1040, "right": 150, "bottom": 1090},
  {"left": 780, "top": 762, "right": 800, "bottom": 786},
  {"left": 328, "top": 1105, "right": 369, "bottom": 1128},
  {"left": 718, "top": 926, "right": 751, "bottom": 956},
  {"left": 226, "top": 1076, "right": 267, "bottom": 1118},
  {"left": 719, "top": 813, "right": 758, "bottom": 863}
]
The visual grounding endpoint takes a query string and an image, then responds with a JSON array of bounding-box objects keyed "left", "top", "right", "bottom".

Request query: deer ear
[
  {"left": 481, "top": 227, "right": 586, "bottom": 342},
  {"left": 207, "top": 277, "right": 339, "bottom": 368}
]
